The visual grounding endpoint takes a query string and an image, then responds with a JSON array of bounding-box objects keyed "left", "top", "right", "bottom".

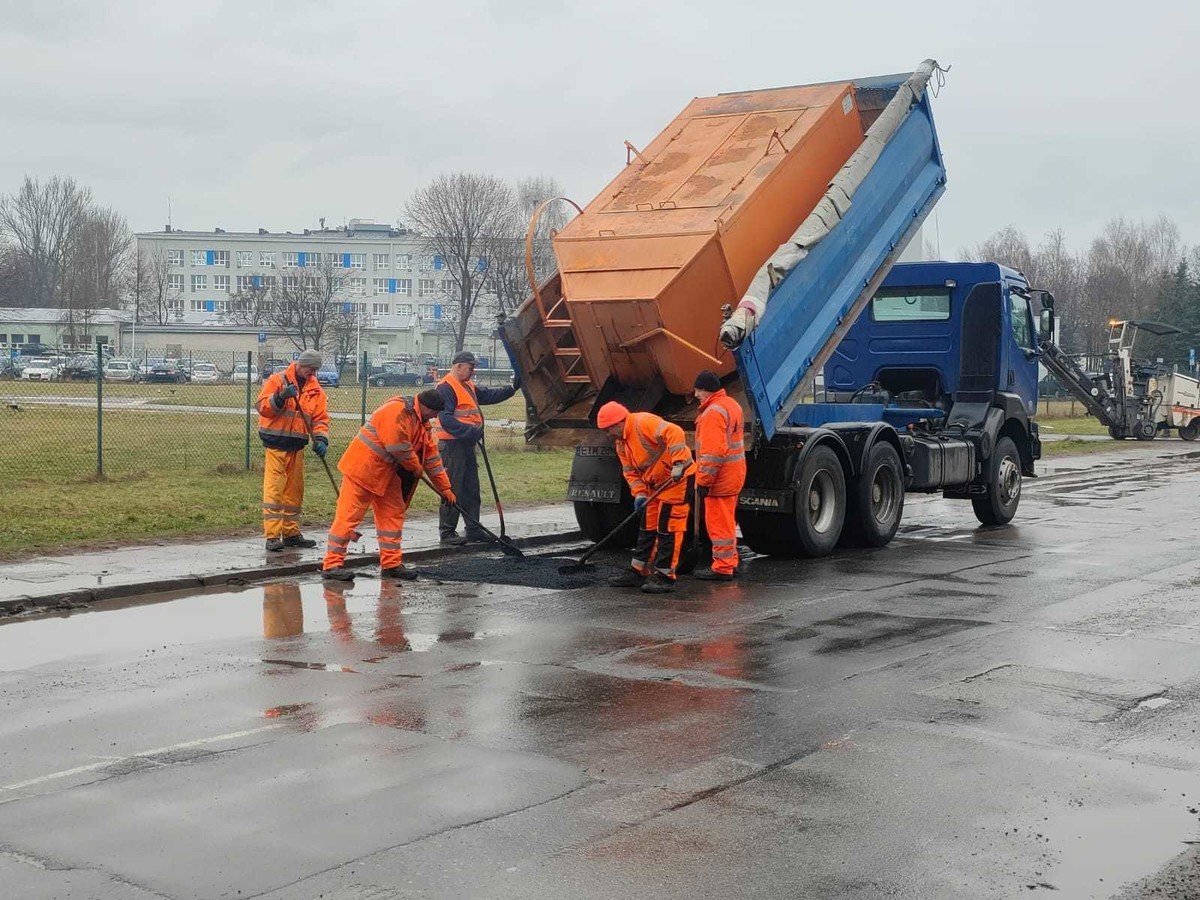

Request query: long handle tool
[
  {"left": 558, "top": 478, "right": 677, "bottom": 574},
  {"left": 419, "top": 472, "right": 524, "bottom": 558},
  {"left": 473, "top": 386, "right": 508, "bottom": 540}
]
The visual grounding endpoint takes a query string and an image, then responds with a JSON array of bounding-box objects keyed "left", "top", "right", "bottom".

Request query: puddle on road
[{"left": 0, "top": 577, "right": 553, "bottom": 673}]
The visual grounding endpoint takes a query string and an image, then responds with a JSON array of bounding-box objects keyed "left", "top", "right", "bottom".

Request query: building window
[
  {"left": 166, "top": 298, "right": 183, "bottom": 314},
  {"left": 347, "top": 253, "right": 365, "bottom": 270},
  {"left": 259, "top": 251, "right": 275, "bottom": 268},
  {"left": 167, "top": 249, "right": 184, "bottom": 267},
  {"left": 237, "top": 250, "right": 254, "bottom": 267},
  {"left": 396, "top": 278, "right": 412, "bottom": 296},
  {"left": 373, "top": 253, "right": 389, "bottom": 270},
  {"left": 27, "top": 333, "right": 40, "bottom": 344},
  {"left": 397, "top": 304, "right": 412, "bottom": 316},
  {"left": 191, "top": 274, "right": 207, "bottom": 291},
  {"left": 191, "top": 250, "right": 206, "bottom": 266},
  {"left": 373, "top": 302, "right": 390, "bottom": 315},
  {"left": 418, "top": 278, "right": 437, "bottom": 297},
  {"left": 350, "top": 277, "right": 367, "bottom": 296},
  {"left": 396, "top": 253, "right": 411, "bottom": 270},
  {"left": 419, "top": 304, "right": 434, "bottom": 318},
  {"left": 167, "top": 274, "right": 184, "bottom": 292},
  {"left": 212, "top": 250, "right": 229, "bottom": 267},
  {"left": 213, "top": 275, "right": 230, "bottom": 292},
  {"left": 373, "top": 278, "right": 388, "bottom": 295},
  {"left": 283, "top": 252, "right": 299, "bottom": 268}
]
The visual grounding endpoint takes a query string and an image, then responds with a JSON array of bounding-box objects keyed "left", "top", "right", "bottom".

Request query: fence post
[
  {"left": 360, "top": 350, "right": 368, "bottom": 424},
  {"left": 96, "top": 338, "right": 104, "bottom": 477},
  {"left": 244, "top": 350, "right": 252, "bottom": 470}
]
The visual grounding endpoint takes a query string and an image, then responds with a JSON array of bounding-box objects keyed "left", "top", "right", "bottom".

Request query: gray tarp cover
[{"left": 719, "top": 59, "right": 939, "bottom": 349}]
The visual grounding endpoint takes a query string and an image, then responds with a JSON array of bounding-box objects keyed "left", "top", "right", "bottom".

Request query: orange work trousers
[
  {"left": 703, "top": 493, "right": 740, "bottom": 575},
  {"left": 263, "top": 448, "right": 304, "bottom": 540},
  {"left": 631, "top": 488, "right": 690, "bottom": 580},
  {"left": 322, "top": 472, "right": 411, "bottom": 571}
]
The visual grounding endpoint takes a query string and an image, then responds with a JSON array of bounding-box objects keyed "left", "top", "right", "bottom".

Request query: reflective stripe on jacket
[
  {"left": 433, "top": 374, "right": 483, "bottom": 442},
  {"left": 695, "top": 389, "right": 746, "bottom": 496},
  {"left": 614, "top": 412, "right": 696, "bottom": 498},
  {"left": 256, "top": 362, "right": 330, "bottom": 452},
  {"left": 338, "top": 396, "right": 453, "bottom": 497}
]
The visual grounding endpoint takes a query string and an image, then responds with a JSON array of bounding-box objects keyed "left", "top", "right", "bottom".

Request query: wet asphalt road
[{"left": 3, "top": 453, "right": 1200, "bottom": 898}]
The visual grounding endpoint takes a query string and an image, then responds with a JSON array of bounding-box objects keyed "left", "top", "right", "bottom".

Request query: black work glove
[
  {"left": 671, "top": 461, "right": 686, "bottom": 482},
  {"left": 274, "top": 383, "right": 299, "bottom": 407},
  {"left": 313, "top": 436, "right": 329, "bottom": 458}
]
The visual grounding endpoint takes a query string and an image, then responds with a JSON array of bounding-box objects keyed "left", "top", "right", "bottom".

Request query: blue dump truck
[{"left": 502, "top": 60, "right": 1052, "bottom": 557}]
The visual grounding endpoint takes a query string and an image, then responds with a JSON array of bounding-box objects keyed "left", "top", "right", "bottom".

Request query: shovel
[
  {"left": 419, "top": 473, "right": 524, "bottom": 558},
  {"left": 558, "top": 479, "right": 677, "bottom": 574}
]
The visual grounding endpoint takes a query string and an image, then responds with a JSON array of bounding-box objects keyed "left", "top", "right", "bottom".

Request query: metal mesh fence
[{"left": 3, "top": 345, "right": 526, "bottom": 481}]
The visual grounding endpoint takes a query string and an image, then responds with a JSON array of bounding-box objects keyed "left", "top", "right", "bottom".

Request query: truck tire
[
  {"left": 1135, "top": 422, "right": 1157, "bottom": 441},
  {"left": 1107, "top": 426, "right": 1126, "bottom": 441},
  {"left": 793, "top": 445, "right": 846, "bottom": 556},
  {"left": 1180, "top": 419, "right": 1199, "bottom": 442},
  {"left": 841, "top": 442, "right": 904, "bottom": 548},
  {"left": 972, "top": 436, "right": 1021, "bottom": 526}
]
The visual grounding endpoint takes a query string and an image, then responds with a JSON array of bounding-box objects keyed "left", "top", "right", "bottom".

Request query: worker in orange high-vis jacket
[
  {"left": 321, "top": 390, "right": 456, "bottom": 582},
  {"left": 435, "top": 350, "right": 518, "bottom": 546},
  {"left": 597, "top": 402, "right": 696, "bottom": 594},
  {"left": 691, "top": 370, "right": 746, "bottom": 581},
  {"left": 256, "top": 349, "right": 330, "bottom": 551}
]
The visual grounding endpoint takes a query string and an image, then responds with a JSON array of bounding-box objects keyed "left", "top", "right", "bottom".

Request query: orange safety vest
[
  {"left": 695, "top": 389, "right": 746, "bottom": 496},
  {"left": 433, "top": 373, "right": 483, "bottom": 442},
  {"left": 615, "top": 412, "right": 696, "bottom": 497},
  {"left": 256, "top": 362, "right": 330, "bottom": 450},
  {"left": 338, "top": 396, "right": 453, "bottom": 497}
]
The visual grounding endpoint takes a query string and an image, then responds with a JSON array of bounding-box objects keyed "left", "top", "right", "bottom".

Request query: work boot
[
  {"left": 322, "top": 568, "right": 355, "bottom": 581},
  {"left": 693, "top": 567, "right": 736, "bottom": 582},
  {"left": 640, "top": 574, "right": 676, "bottom": 594},
  {"left": 440, "top": 534, "right": 467, "bottom": 547},
  {"left": 464, "top": 533, "right": 492, "bottom": 545},
  {"left": 282, "top": 535, "right": 317, "bottom": 549},
  {"left": 265, "top": 538, "right": 286, "bottom": 552},
  {"left": 380, "top": 565, "right": 418, "bottom": 581},
  {"left": 607, "top": 569, "right": 645, "bottom": 588}
]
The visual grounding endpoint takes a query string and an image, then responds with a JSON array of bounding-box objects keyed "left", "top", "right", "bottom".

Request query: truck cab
[{"left": 826, "top": 260, "right": 1042, "bottom": 467}]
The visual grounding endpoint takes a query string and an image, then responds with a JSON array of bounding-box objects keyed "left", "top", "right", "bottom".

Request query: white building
[{"left": 133, "top": 220, "right": 508, "bottom": 366}]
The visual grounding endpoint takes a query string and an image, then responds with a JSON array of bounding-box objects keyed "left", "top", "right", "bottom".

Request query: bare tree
[
  {"left": 406, "top": 172, "right": 514, "bottom": 352},
  {"left": 0, "top": 175, "right": 92, "bottom": 308},
  {"left": 133, "top": 243, "right": 182, "bottom": 325},
  {"left": 486, "top": 176, "right": 574, "bottom": 315},
  {"left": 228, "top": 254, "right": 349, "bottom": 350},
  {"left": 60, "top": 206, "right": 133, "bottom": 343}
]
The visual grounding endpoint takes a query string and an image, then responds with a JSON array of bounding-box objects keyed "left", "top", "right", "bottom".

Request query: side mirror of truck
[{"left": 1040, "top": 308, "right": 1055, "bottom": 342}]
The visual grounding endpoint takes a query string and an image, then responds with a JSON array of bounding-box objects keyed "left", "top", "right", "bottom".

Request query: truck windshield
[{"left": 871, "top": 288, "right": 951, "bottom": 322}]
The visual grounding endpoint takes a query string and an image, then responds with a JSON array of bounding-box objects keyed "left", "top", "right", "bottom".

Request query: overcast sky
[{"left": 2, "top": 0, "right": 1198, "bottom": 254}]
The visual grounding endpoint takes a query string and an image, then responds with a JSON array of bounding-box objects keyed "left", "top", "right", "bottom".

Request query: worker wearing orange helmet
[
  {"left": 691, "top": 370, "right": 746, "bottom": 580},
  {"left": 322, "top": 390, "right": 456, "bottom": 582},
  {"left": 256, "top": 349, "right": 330, "bottom": 552},
  {"left": 597, "top": 401, "right": 696, "bottom": 594}
]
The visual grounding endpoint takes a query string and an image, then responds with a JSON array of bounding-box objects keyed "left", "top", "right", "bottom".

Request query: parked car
[
  {"left": 315, "top": 365, "right": 340, "bottom": 388},
  {"left": 190, "top": 362, "right": 221, "bottom": 383},
  {"left": 63, "top": 355, "right": 99, "bottom": 380},
  {"left": 263, "top": 358, "right": 291, "bottom": 378},
  {"left": 137, "top": 357, "right": 165, "bottom": 378},
  {"left": 146, "top": 360, "right": 187, "bottom": 383},
  {"left": 20, "top": 357, "right": 58, "bottom": 380},
  {"left": 103, "top": 358, "right": 137, "bottom": 382},
  {"left": 231, "top": 363, "right": 260, "bottom": 383},
  {"left": 369, "top": 362, "right": 432, "bottom": 387}
]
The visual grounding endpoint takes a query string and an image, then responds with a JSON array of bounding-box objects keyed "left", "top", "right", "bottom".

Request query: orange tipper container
[{"left": 554, "top": 81, "right": 865, "bottom": 397}]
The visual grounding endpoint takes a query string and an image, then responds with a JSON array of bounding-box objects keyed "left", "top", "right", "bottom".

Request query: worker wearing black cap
[{"left": 434, "top": 350, "right": 518, "bottom": 545}]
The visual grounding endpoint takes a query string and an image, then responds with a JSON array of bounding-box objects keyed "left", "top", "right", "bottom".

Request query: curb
[{"left": 0, "top": 529, "right": 584, "bottom": 618}]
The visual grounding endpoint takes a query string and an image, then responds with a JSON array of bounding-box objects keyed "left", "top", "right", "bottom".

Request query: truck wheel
[
  {"left": 793, "top": 445, "right": 846, "bottom": 556},
  {"left": 1107, "top": 426, "right": 1126, "bottom": 441},
  {"left": 841, "top": 442, "right": 904, "bottom": 548},
  {"left": 972, "top": 436, "right": 1021, "bottom": 526},
  {"left": 1135, "top": 422, "right": 1157, "bottom": 441},
  {"left": 1180, "top": 419, "right": 1199, "bottom": 442}
]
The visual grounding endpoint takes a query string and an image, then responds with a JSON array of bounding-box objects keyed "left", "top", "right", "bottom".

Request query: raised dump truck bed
[{"left": 505, "top": 67, "right": 935, "bottom": 437}]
